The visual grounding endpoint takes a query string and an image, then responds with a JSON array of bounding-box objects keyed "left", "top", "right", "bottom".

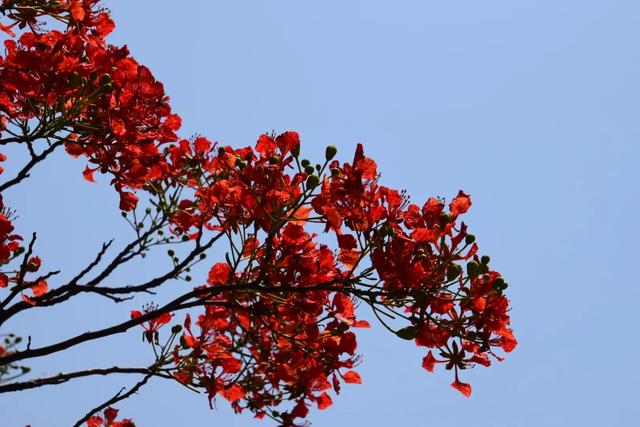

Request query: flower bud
[
  {"left": 304, "top": 165, "right": 315, "bottom": 175},
  {"left": 481, "top": 255, "right": 490, "bottom": 264},
  {"left": 325, "top": 145, "right": 338, "bottom": 161},
  {"left": 185, "top": 275, "right": 192, "bottom": 282},
  {"left": 181, "top": 235, "right": 190, "bottom": 241},
  {"left": 493, "top": 277, "right": 508, "bottom": 291},
  {"left": 396, "top": 326, "right": 418, "bottom": 340},
  {"left": 199, "top": 253, "right": 207, "bottom": 259},
  {"left": 446, "top": 264, "right": 462, "bottom": 281},
  {"left": 269, "top": 156, "right": 279, "bottom": 165},
  {"left": 301, "top": 159, "right": 310, "bottom": 168},
  {"left": 218, "top": 146, "right": 226, "bottom": 156},
  {"left": 167, "top": 249, "right": 175, "bottom": 257},
  {"left": 306, "top": 174, "right": 320, "bottom": 189},
  {"left": 102, "top": 83, "right": 113, "bottom": 93},
  {"left": 465, "top": 234, "right": 476, "bottom": 245},
  {"left": 171, "top": 324, "right": 183, "bottom": 334},
  {"left": 440, "top": 212, "right": 452, "bottom": 226},
  {"left": 100, "top": 73, "right": 112, "bottom": 85},
  {"left": 466, "top": 261, "right": 479, "bottom": 276},
  {"left": 291, "top": 144, "right": 301, "bottom": 158},
  {"left": 68, "top": 72, "right": 82, "bottom": 88}
]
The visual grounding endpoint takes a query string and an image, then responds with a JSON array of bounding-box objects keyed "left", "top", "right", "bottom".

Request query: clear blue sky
[{"left": 3, "top": 1, "right": 640, "bottom": 426}]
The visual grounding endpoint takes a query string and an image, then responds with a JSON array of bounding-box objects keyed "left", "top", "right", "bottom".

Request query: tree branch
[
  {"left": 72, "top": 372, "right": 154, "bottom": 427},
  {"left": 0, "top": 366, "right": 153, "bottom": 393},
  {"left": 0, "top": 139, "right": 63, "bottom": 193},
  {"left": 0, "top": 279, "right": 376, "bottom": 366}
]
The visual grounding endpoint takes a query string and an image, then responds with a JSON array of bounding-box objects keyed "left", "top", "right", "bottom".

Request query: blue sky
[{"left": 3, "top": 1, "right": 640, "bottom": 426}]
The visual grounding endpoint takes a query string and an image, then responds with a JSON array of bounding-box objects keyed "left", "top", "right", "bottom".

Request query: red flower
[
  {"left": 131, "top": 306, "right": 172, "bottom": 343},
  {"left": 449, "top": 190, "right": 472, "bottom": 216},
  {"left": 451, "top": 374, "right": 472, "bottom": 397},
  {"left": 342, "top": 370, "right": 362, "bottom": 384},
  {"left": 119, "top": 192, "right": 138, "bottom": 212},
  {"left": 207, "top": 262, "right": 232, "bottom": 286}
]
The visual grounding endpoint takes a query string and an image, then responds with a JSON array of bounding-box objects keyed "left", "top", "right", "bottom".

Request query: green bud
[
  {"left": 145, "top": 208, "right": 152, "bottom": 214},
  {"left": 199, "top": 253, "right": 207, "bottom": 259},
  {"left": 218, "top": 146, "right": 226, "bottom": 156},
  {"left": 465, "top": 234, "right": 476, "bottom": 245},
  {"left": 306, "top": 174, "right": 320, "bottom": 189},
  {"left": 268, "top": 156, "right": 279, "bottom": 165},
  {"left": 494, "top": 277, "right": 506, "bottom": 290},
  {"left": 181, "top": 235, "right": 190, "bottom": 241},
  {"left": 396, "top": 326, "right": 418, "bottom": 340},
  {"left": 185, "top": 275, "right": 192, "bottom": 282},
  {"left": 173, "top": 257, "right": 179, "bottom": 263},
  {"left": 158, "top": 230, "right": 164, "bottom": 236},
  {"left": 167, "top": 249, "right": 175, "bottom": 257},
  {"left": 291, "top": 144, "right": 301, "bottom": 158},
  {"left": 481, "top": 255, "right": 490, "bottom": 264},
  {"left": 171, "top": 324, "right": 183, "bottom": 334},
  {"left": 440, "top": 212, "right": 452, "bottom": 225},
  {"left": 330, "top": 168, "right": 340, "bottom": 177},
  {"left": 180, "top": 335, "right": 190, "bottom": 349},
  {"left": 100, "top": 73, "right": 112, "bottom": 85},
  {"left": 301, "top": 159, "right": 311, "bottom": 168},
  {"left": 446, "top": 264, "right": 462, "bottom": 281},
  {"left": 15, "top": 247, "right": 25, "bottom": 255},
  {"left": 304, "top": 165, "right": 315, "bottom": 175},
  {"left": 68, "top": 72, "right": 82, "bottom": 88},
  {"left": 325, "top": 145, "right": 337, "bottom": 161},
  {"left": 102, "top": 83, "right": 113, "bottom": 93},
  {"left": 466, "top": 261, "right": 479, "bottom": 276},
  {"left": 121, "top": 211, "right": 127, "bottom": 217}
]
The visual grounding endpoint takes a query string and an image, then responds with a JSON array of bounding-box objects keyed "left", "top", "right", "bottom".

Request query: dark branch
[
  {"left": 0, "top": 279, "right": 376, "bottom": 366},
  {"left": 0, "top": 140, "right": 63, "bottom": 193},
  {"left": 0, "top": 232, "right": 37, "bottom": 310},
  {"left": 0, "top": 366, "right": 152, "bottom": 393},
  {"left": 68, "top": 240, "right": 114, "bottom": 286},
  {"left": 72, "top": 372, "right": 154, "bottom": 427}
]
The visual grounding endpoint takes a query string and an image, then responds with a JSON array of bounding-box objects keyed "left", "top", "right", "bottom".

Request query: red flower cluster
[
  {"left": 130, "top": 135, "right": 517, "bottom": 424},
  {"left": 0, "top": 0, "right": 180, "bottom": 210},
  {"left": 0, "top": 2, "right": 516, "bottom": 426}
]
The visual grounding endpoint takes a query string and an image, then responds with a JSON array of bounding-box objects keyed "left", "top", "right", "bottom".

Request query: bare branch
[
  {"left": 0, "top": 366, "right": 153, "bottom": 393},
  {"left": 72, "top": 372, "right": 154, "bottom": 427},
  {"left": 0, "top": 140, "right": 64, "bottom": 193},
  {"left": 68, "top": 240, "right": 114, "bottom": 286}
]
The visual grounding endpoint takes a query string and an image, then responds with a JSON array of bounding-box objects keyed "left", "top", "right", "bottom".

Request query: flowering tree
[{"left": 0, "top": 1, "right": 517, "bottom": 426}]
